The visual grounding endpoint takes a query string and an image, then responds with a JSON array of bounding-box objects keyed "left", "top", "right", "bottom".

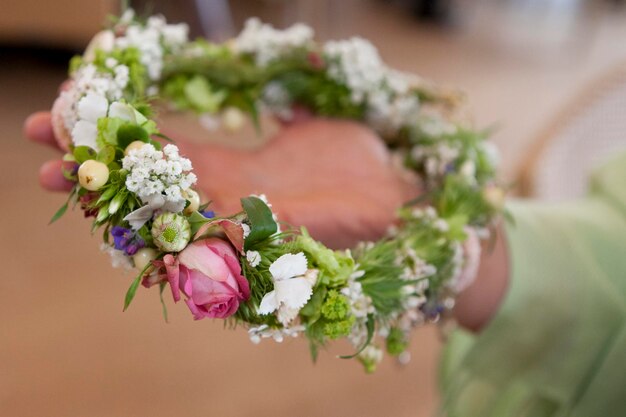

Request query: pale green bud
[{"left": 151, "top": 213, "right": 191, "bottom": 252}]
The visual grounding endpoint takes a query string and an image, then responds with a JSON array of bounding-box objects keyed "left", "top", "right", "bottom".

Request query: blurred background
[{"left": 2, "top": 1, "right": 626, "bottom": 416}]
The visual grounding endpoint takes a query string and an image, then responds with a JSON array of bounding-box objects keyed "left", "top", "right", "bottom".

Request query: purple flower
[
  {"left": 111, "top": 226, "right": 145, "bottom": 256},
  {"left": 200, "top": 210, "right": 215, "bottom": 219}
]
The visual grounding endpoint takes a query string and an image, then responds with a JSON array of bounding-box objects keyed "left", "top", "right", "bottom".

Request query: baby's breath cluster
[
  {"left": 234, "top": 18, "right": 314, "bottom": 66},
  {"left": 46, "top": 10, "right": 505, "bottom": 374},
  {"left": 122, "top": 144, "right": 196, "bottom": 208}
]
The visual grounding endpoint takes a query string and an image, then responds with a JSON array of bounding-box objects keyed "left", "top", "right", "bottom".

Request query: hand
[{"left": 25, "top": 112, "right": 418, "bottom": 249}]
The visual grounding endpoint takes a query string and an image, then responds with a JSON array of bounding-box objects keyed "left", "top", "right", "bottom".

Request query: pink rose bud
[{"left": 149, "top": 238, "right": 250, "bottom": 319}]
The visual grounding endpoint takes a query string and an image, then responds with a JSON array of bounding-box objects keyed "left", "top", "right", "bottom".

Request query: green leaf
[
  {"left": 184, "top": 75, "right": 226, "bottom": 112},
  {"left": 73, "top": 146, "right": 97, "bottom": 164},
  {"left": 49, "top": 186, "right": 77, "bottom": 224},
  {"left": 97, "top": 145, "right": 116, "bottom": 165},
  {"left": 117, "top": 124, "right": 149, "bottom": 149},
  {"left": 339, "top": 314, "right": 375, "bottom": 359},
  {"left": 96, "top": 186, "right": 118, "bottom": 204},
  {"left": 188, "top": 210, "right": 211, "bottom": 235},
  {"left": 123, "top": 262, "right": 152, "bottom": 311},
  {"left": 49, "top": 202, "right": 69, "bottom": 225},
  {"left": 159, "top": 282, "right": 169, "bottom": 323},
  {"left": 240, "top": 196, "right": 277, "bottom": 250},
  {"left": 108, "top": 191, "right": 126, "bottom": 215},
  {"left": 299, "top": 286, "right": 327, "bottom": 323},
  {"left": 97, "top": 117, "right": 126, "bottom": 148}
]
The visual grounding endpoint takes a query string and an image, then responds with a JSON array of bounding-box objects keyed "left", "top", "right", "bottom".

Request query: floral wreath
[{"left": 47, "top": 10, "right": 505, "bottom": 373}]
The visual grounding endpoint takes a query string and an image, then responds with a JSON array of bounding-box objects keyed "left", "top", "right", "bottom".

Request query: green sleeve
[{"left": 439, "top": 155, "right": 626, "bottom": 417}]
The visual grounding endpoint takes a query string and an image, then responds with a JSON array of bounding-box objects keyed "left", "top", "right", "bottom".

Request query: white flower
[
  {"left": 241, "top": 223, "right": 251, "bottom": 238},
  {"left": 71, "top": 120, "right": 99, "bottom": 149},
  {"left": 248, "top": 324, "right": 304, "bottom": 344},
  {"left": 235, "top": 18, "right": 313, "bottom": 66},
  {"left": 77, "top": 92, "right": 108, "bottom": 122},
  {"left": 459, "top": 160, "right": 476, "bottom": 179},
  {"left": 100, "top": 243, "right": 133, "bottom": 270},
  {"left": 258, "top": 253, "right": 318, "bottom": 325},
  {"left": 246, "top": 250, "right": 261, "bottom": 267},
  {"left": 122, "top": 143, "right": 196, "bottom": 209}
]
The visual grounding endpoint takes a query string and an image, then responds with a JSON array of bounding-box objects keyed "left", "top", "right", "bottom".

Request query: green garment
[{"left": 440, "top": 154, "right": 626, "bottom": 417}]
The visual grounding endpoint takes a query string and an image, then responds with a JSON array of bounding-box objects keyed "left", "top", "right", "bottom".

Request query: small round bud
[
  {"left": 183, "top": 189, "right": 200, "bottom": 215},
  {"left": 483, "top": 185, "right": 505, "bottom": 210},
  {"left": 133, "top": 247, "right": 158, "bottom": 270},
  {"left": 78, "top": 160, "right": 109, "bottom": 191},
  {"left": 124, "top": 141, "right": 147, "bottom": 156},
  {"left": 151, "top": 213, "right": 191, "bottom": 252},
  {"left": 221, "top": 107, "right": 245, "bottom": 132}
]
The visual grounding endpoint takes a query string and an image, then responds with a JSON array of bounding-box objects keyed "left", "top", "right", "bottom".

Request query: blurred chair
[{"left": 520, "top": 63, "right": 626, "bottom": 200}]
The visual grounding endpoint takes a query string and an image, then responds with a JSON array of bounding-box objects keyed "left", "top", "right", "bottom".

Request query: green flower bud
[
  {"left": 151, "top": 213, "right": 191, "bottom": 252},
  {"left": 323, "top": 316, "right": 355, "bottom": 340},
  {"left": 108, "top": 192, "right": 126, "bottom": 215},
  {"left": 385, "top": 327, "right": 408, "bottom": 356},
  {"left": 358, "top": 345, "right": 383, "bottom": 374},
  {"left": 321, "top": 290, "right": 350, "bottom": 321}
]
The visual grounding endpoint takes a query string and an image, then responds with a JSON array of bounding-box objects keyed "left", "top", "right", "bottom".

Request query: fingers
[
  {"left": 24, "top": 112, "right": 60, "bottom": 150},
  {"left": 39, "top": 160, "right": 74, "bottom": 192}
]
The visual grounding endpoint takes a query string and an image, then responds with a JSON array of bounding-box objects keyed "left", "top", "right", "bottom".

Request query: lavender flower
[{"left": 111, "top": 226, "right": 145, "bottom": 255}]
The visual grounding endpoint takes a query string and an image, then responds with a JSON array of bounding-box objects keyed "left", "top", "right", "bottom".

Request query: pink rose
[{"left": 147, "top": 237, "right": 250, "bottom": 319}]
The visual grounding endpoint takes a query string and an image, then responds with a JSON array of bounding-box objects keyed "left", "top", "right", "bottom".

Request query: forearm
[{"left": 453, "top": 223, "right": 510, "bottom": 332}]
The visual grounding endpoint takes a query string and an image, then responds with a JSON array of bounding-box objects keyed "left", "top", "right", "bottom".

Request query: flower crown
[{"left": 47, "top": 10, "right": 505, "bottom": 372}]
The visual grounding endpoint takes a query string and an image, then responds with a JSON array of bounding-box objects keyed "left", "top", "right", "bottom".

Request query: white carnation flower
[{"left": 258, "top": 253, "right": 318, "bottom": 325}]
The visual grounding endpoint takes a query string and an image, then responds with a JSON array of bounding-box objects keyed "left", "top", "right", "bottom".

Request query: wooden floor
[{"left": 2, "top": 1, "right": 626, "bottom": 416}]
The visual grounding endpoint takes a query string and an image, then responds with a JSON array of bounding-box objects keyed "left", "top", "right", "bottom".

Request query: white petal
[
  {"left": 276, "top": 306, "right": 300, "bottom": 326},
  {"left": 269, "top": 252, "right": 308, "bottom": 281},
  {"left": 258, "top": 291, "right": 279, "bottom": 315},
  {"left": 83, "top": 30, "right": 115, "bottom": 62},
  {"left": 108, "top": 101, "right": 136, "bottom": 122},
  {"left": 246, "top": 250, "right": 261, "bottom": 267},
  {"left": 71, "top": 120, "right": 99, "bottom": 150},
  {"left": 274, "top": 278, "right": 313, "bottom": 310},
  {"left": 77, "top": 93, "right": 108, "bottom": 123}
]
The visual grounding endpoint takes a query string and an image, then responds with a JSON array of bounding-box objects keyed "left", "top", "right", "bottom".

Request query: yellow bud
[
  {"left": 183, "top": 189, "right": 201, "bottom": 215},
  {"left": 133, "top": 248, "right": 158, "bottom": 270},
  {"left": 483, "top": 185, "right": 505, "bottom": 210},
  {"left": 78, "top": 160, "right": 109, "bottom": 191},
  {"left": 124, "top": 141, "right": 148, "bottom": 156},
  {"left": 221, "top": 107, "right": 245, "bottom": 132}
]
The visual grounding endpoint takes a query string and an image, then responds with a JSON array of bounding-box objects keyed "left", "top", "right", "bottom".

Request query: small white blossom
[
  {"left": 100, "top": 244, "right": 133, "bottom": 270},
  {"left": 258, "top": 253, "right": 318, "bottom": 325},
  {"left": 71, "top": 120, "right": 99, "bottom": 149},
  {"left": 122, "top": 143, "right": 196, "bottom": 211},
  {"left": 248, "top": 324, "right": 305, "bottom": 344},
  {"left": 77, "top": 92, "right": 108, "bottom": 122},
  {"left": 246, "top": 250, "right": 261, "bottom": 267},
  {"left": 235, "top": 18, "right": 313, "bottom": 66}
]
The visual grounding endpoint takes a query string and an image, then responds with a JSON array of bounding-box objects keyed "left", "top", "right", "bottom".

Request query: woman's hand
[{"left": 25, "top": 112, "right": 418, "bottom": 249}]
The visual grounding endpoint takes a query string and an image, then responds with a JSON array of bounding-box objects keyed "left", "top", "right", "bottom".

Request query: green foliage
[
  {"left": 278, "top": 70, "right": 365, "bottom": 119},
  {"left": 123, "top": 260, "right": 154, "bottom": 311},
  {"left": 184, "top": 75, "right": 227, "bottom": 112},
  {"left": 241, "top": 196, "right": 278, "bottom": 250},
  {"left": 49, "top": 185, "right": 78, "bottom": 224},
  {"left": 291, "top": 229, "right": 353, "bottom": 287},
  {"left": 434, "top": 174, "right": 494, "bottom": 227},
  {"left": 73, "top": 146, "right": 97, "bottom": 163}
]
